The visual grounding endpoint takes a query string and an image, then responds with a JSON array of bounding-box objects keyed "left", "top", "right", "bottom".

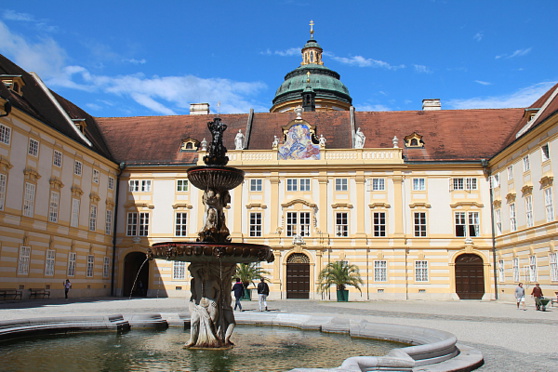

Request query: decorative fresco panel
[{"left": 278, "top": 123, "right": 320, "bottom": 160}]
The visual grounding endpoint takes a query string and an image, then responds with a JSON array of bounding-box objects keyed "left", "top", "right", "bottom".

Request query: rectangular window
[
  {"left": 249, "top": 212, "right": 262, "bottom": 237},
  {"left": 491, "top": 174, "right": 500, "bottom": 188},
  {"left": 23, "top": 182, "right": 36, "bottom": 217},
  {"left": 28, "top": 138, "right": 39, "bottom": 156},
  {"left": 67, "top": 252, "right": 76, "bottom": 277},
  {"left": 92, "top": 169, "right": 100, "bottom": 183},
  {"left": 105, "top": 209, "right": 113, "bottom": 235},
  {"left": 176, "top": 179, "right": 189, "bottom": 192},
  {"left": 53, "top": 150, "right": 62, "bottom": 167},
  {"left": 89, "top": 205, "right": 97, "bottom": 231},
  {"left": 250, "top": 179, "right": 262, "bottom": 192},
  {"left": 175, "top": 212, "right": 188, "bottom": 236},
  {"left": 413, "top": 212, "right": 427, "bottom": 237},
  {"left": 371, "top": 178, "right": 385, "bottom": 191},
  {"left": 529, "top": 256, "right": 537, "bottom": 282},
  {"left": 455, "top": 211, "right": 480, "bottom": 237},
  {"left": 74, "top": 160, "right": 82, "bottom": 176},
  {"left": 300, "top": 178, "right": 310, "bottom": 191},
  {"left": 507, "top": 165, "right": 513, "bottom": 180},
  {"left": 103, "top": 257, "right": 110, "bottom": 278},
  {"left": 374, "top": 260, "right": 387, "bottom": 282},
  {"left": 525, "top": 196, "right": 533, "bottom": 228},
  {"left": 335, "top": 178, "right": 348, "bottom": 191},
  {"left": 509, "top": 203, "right": 517, "bottom": 232},
  {"left": 498, "top": 259, "right": 505, "bottom": 282},
  {"left": 71, "top": 198, "right": 80, "bottom": 227},
  {"left": 45, "top": 249, "right": 55, "bottom": 276},
  {"left": 545, "top": 188, "right": 554, "bottom": 222},
  {"left": 523, "top": 155, "right": 530, "bottom": 172},
  {"left": 335, "top": 212, "right": 348, "bottom": 237},
  {"left": 495, "top": 209, "right": 502, "bottom": 235},
  {"left": 173, "top": 261, "right": 186, "bottom": 279},
  {"left": 48, "top": 191, "right": 60, "bottom": 223},
  {"left": 286, "top": 179, "right": 298, "bottom": 191},
  {"left": 452, "top": 178, "right": 477, "bottom": 190},
  {"left": 415, "top": 260, "right": 428, "bottom": 282},
  {"left": 18, "top": 246, "right": 31, "bottom": 275},
  {"left": 0, "top": 173, "right": 6, "bottom": 211},
  {"left": 412, "top": 178, "right": 425, "bottom": 191},
  {"left": 108, "top": 176, "right": 115, "bottom": 190},
  {"left": 373, "top": 212, "right": 386, "bottom": 237},
  {"left": 513, "top": 257, "right": 519, "bottom": 282},
  {"left": 0, "top": 124, "right": 11, "bottom": 144},
  {"left": 127, "top": 212, "right": 138, "bottom": 236},
  {"left": 129, "top": 180, "right": 151, "bottom": 192},
  {"left": 286, "top": 212, "right": 310, "bottom": 237},
  {"left": 541, "top": 144, "right": 550, "bottom": 162},
  {"left": 550, "top": 253, "right": 558, "bottom": 282},
  {"left": 86, "top": 255, "right": 94, "bottom": 277},
  {"left": 127, "top": 212, "right": 149, "bottom": 236}
]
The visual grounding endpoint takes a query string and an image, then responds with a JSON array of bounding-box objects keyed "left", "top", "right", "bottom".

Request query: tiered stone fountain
[{"left": 148, "top": 118, "right": 274, "bottom": 349}]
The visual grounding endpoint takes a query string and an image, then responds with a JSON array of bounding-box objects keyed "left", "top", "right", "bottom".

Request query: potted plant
[
  {"left": 318, "top": 261, "right": 363, "bottom": 302},
  {"left": 235, "top": 263, "right": 270, "bottom": 300}
]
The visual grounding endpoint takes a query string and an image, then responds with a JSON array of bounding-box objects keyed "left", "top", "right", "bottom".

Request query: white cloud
[
  {"left": 446, "top": 82, "right": 557, "bottom": 109},
  {"left": 261, "top": 48, "right": 300, "bottom": 57},
  {"left": 495, "top": 48, "right": 532, "bottom": 59},
  {"left": 0, "top": 20, "right": 267, "bottom": 115},
  {"left": 2, "top": 10, "right": 35, "bottom": 22},
  {"left": 474, "top": 80, "right": 492, "bottom": 86},
  {"left": 473, "top": 32, "right": 483, "bottom": 42},
  {"left": 330, "top": 54, "right": 405, "bottom": 70},
  {"left": 355, "top": 104, "right": 392, "bottom": 111},
  {"left": 414, "top": 65, "right": 432, "bottom": 74}
]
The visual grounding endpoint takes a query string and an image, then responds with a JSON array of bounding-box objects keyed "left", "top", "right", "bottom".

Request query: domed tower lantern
[{"left": 270, "top": 21, "right": 353, "bottom": 113}]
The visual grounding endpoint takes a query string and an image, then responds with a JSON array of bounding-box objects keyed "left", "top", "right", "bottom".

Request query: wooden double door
[
  {"left": 286, "top": 254, "right": 310, "bottom": 299},
  {"left": 455, "top": 254, "right": 485, "bottom": 300}
]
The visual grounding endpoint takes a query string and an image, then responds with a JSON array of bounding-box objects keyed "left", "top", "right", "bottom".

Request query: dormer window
[
  {"left": 0, "top": 75, "right": 25, "bottom": 95},
  {"left": 180, "top": 138, "right": 199, "bottom": 152},
  {"left": 404, "top": 132, "right": 424, "bottom": 148},
  {"left": 72, "top": 119, "right": 87, "bottom": 133}
]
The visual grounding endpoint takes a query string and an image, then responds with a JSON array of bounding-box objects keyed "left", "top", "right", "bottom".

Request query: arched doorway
[
  {"left": 455, "top": 254, "right": 485, "bottom": 299},
  {"left": 286, "top": 253, "right": 310, "bottom": 299},
  {"left": 123, "top": 252, "right": 149, "bottom": 297}
]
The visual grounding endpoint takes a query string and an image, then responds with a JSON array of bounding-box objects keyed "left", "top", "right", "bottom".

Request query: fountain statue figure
[{"left": 148, "top": 118, "right": 273, "bottom": 349}]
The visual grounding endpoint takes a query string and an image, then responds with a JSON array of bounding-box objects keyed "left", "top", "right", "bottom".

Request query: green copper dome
[
  {"left": 271, "top": 36, "right": 352, "bottom": 112},
  {"left": 272, "top": 64, "right": 352, "bottom": 109}
]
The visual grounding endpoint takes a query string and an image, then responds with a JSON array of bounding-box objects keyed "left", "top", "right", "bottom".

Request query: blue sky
[{"left": 1, "top": 1, "right": 556, "bottom": 116}]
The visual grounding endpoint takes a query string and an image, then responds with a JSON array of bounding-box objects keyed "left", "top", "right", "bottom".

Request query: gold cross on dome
[{"left": 309, "top": 20, "right": 314, "bottom": 38}]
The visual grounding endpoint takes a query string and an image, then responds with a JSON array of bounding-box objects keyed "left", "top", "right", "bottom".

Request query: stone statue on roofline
[
  {"left": 354, "top": 127, "right": 366, "bottom": 149},
  {"left": 319, "top": 134, "right": 327, "bottom": 148},
  {"left": 272, "top": 135, "right": 279, "bottom": 149},
  {"left": 234, "top": 129, "right": 244, "bottom": 150}
]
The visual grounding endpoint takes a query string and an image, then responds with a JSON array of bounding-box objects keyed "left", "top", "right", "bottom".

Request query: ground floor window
[
  {"left": 374, "top": 260, "right": 387, "bottom": 282},
  {"left": 86, "top": 255, "right": 94, "bottom": 277},
  {"left": 550, "top": 253, "right": 558, "bottom": 282},
  {"left": 18, "top": 246, "right": 31, "bottom": 275},
  {"left": 513, "top": 257, "right": 519, "bottom": 283},
  {"left": 498, "top": 259, "right": 504, "bottom": 282},
  {"left": 415, "top": 260, "right": 428, "bottom": 282},
  {"left": 68, "top": 252, "right": 76, "bottom": 276},
  {"left": 173, "top": 261, "right": 186, "bottom": 279}
]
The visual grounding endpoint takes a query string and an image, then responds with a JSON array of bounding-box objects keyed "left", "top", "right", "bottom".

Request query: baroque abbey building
[{"left": 0, "top": 30, "right": 557, "bottom": 302}]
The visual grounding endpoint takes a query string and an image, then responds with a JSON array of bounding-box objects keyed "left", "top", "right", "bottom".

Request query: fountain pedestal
[{"left": 148, "top": 118, "right": 273, "bottom": 349}]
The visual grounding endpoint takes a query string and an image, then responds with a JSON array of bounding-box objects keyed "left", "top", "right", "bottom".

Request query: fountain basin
[
  {"left": 148, "top": 242, "right": 274, "bottom": 264},
  {"left": 187, "top": 166, "right": 245, "bottom": 190}
]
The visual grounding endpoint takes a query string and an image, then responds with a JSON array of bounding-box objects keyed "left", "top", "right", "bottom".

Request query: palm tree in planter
[
  {"left": 318, "top": 261, "right": 363, "bottom": 302},
  {"left": 235, "top": 263, "right": 270, "bottom": 300}
]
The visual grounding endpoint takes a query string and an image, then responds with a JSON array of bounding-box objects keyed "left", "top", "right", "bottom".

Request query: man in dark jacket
[
  {"left": 531, "top": 283, "right": 544, "bottom": 310},
  {"left": 257, "top": 277, "right": 270, "bottom": 311},
  {"left": 232, "top": 278, "right": 244, "bottom": 311}
]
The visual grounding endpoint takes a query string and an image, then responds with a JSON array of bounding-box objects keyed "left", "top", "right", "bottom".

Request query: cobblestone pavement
[{"left": 0, "top": 297, "right": 556, "bottom": 371}]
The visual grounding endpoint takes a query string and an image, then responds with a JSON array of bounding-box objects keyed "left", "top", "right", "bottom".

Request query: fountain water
[{"left": 148, "top": 118, "right": 274, "bottom": 349}]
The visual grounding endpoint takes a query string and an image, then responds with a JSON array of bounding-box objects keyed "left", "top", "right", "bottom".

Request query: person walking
[
  {"left": 515, "top": 283, "right": 526, "bottom": 310},
  {"left": 63, "top": 279, "right": 72, "bottom": 299},
  {"left": 231, "top": 278, "right": 244, "bottom": 311},
  {"left": 531, "top": 283, "right": 544, "bottom": 311},
  {"left": 257, "top": 277, "right": 270, "bottom": 312}
]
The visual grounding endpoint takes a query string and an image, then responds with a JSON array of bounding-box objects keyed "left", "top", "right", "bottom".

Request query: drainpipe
[
  {"left": 110, "top": 162, "right": 126, "bottom": 296},
  {"left": 482, "top": 159, "right": 498, "bottom": 300}
]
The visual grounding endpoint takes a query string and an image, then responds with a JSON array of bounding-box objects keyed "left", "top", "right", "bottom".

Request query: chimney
[
  {"left": 422, "top": 99, "right": 441, "bottom": 111},
  {"left": 190, "top": 103, "right": 210, "bottom": 115}
]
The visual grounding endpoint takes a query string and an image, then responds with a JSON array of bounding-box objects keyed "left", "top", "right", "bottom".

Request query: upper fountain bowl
[{"left": 187, "top": 166, "right": 245, "bottom": 191}]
